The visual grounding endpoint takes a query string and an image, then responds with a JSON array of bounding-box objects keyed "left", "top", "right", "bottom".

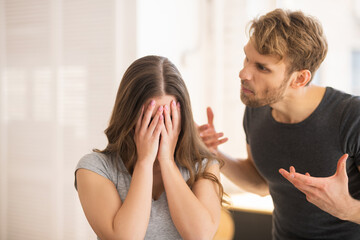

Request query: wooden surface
[{"left": 214, "top": 208, "right": 235, "bottom": 240}]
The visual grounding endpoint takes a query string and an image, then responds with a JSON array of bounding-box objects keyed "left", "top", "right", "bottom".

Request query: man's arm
[
  {"left": 350, "top": 165, "right": 360, "bottom": 224},
  {"left": 353, "top": 165, "right": 360, "bottom": 223},
  {"left": 280, "top": 154, "right": 360, "bottom": 224},
  {"left": 218, "top": 144, "right": 269, "bottom": 196},
  {"left": 197, "top": 107, "right": 269, "bottom": 196}
]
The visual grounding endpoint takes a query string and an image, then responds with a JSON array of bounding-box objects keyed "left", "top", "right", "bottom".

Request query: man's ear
[{"left": 290, "top": 70, "right": 312, "bottom": 88}]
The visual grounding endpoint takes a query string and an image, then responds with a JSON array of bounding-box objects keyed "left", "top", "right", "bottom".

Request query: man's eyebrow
[
  {"left": 243, "top": 45, "right": 275, "bottom": 71},
  {"left": 256, "top": 61, "right": 270, "bottom": 67}
]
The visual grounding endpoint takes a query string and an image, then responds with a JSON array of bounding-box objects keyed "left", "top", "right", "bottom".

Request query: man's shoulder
[
  {"left": 322, "top": 87, "right": 360, "bottom": 111},
  {"left": 323, "top": 87, "right": 360, "bottom": 130},
  {"left": 325, "top": 87, "right": 360, "bottom": 102}
]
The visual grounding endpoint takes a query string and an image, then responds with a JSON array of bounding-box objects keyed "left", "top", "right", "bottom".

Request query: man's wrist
[{"left": 344, "top": 198, "right": 360, "bottom": 224}]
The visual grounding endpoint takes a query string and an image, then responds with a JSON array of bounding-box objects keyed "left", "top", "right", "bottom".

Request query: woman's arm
[
  {"left": 160, "top": 160, "right": 221, "bottom": 240},
  {"left": 76, "top": 162, "right": 153, "bottom": 240},
  {"left": 158, "top": 101, "right": 221, "bottom": 239},
  {"left": 76, "top": 102, "right": 164, "bottom": 240}
]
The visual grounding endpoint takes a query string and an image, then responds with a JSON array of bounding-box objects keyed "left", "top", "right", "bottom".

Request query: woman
[{"left": 75, "top": 55, "right": 224, "bottom": 240}]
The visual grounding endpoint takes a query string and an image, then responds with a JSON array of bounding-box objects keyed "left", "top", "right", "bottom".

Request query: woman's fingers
[
  {"left": 135, "top": 106, "right": 144, "bottom": 134},
  {"left": 164, "top": 104, "right": 172, "bottom": 132},
  {"left": 176, "top": 102, "right": 181, "bottom": 133},
  {"left": 140, "top": 100, "right": 156, "bottom": 132},
  {"left": 153, "top": 113, "right": 164, "bottom": 138},
  {"left": 139, "top": 100, "right": 181, "bottom": 140},
  {"left": 148, "top": 105, "right": 163, "bottom": 135},
  {"left": 171, "top": 100, "right": 181, "bottom": 132}
]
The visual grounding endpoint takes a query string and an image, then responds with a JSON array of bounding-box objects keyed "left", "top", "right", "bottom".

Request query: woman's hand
[
  {"left": 157, "top": 100, "right": 181, "bottom": 163},
  {"left": 134, "top": 100, "right": 164, "bottom": 165}
]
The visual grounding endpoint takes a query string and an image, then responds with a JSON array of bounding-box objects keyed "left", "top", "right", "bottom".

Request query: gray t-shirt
[
  {"left": 75, "top": 152, "right": 201, "bottom": 240},
  {"left": 244, "top": 87, "right": 360, "bottom": 239}
]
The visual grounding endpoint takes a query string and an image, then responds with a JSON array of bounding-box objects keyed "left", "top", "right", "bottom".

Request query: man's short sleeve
[
  {"left": 340, "top": 96, "right": 360, "bottom": 166},
  {"left": 243, "top": 107, "right": 250, "bottom": 144}
]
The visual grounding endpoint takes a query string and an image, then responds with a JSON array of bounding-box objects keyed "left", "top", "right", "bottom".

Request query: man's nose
[{"left": 239, "top": 66, "right": 251, "bottom": 81}]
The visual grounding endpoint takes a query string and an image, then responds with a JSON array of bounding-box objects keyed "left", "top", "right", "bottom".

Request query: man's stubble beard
[{"left": 240, "top": 76, "right": 290, "bottom": 108}]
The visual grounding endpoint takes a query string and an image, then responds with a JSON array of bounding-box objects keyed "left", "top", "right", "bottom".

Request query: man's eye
[{"left": 257, "top": 64, "right": 267, "bottom": 71}]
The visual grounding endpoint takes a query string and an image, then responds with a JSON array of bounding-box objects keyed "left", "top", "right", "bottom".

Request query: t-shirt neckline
[{"left": 267, "top": 87, "right": 331, "bottom": 127}]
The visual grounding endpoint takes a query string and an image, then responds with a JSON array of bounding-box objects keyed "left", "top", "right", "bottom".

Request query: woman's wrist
[
  {"left": 135, "top": 158, "right": 154, "bottom": 170},
  {"left": 158, "top": 156, "right": 176, "bottom": 168}
]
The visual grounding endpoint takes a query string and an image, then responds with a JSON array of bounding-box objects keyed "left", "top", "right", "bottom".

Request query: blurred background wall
[{"left": 0, "top": 0, "right": 360, "bottom": 239}]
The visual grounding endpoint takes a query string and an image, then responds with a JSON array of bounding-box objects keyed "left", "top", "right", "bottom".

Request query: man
[{"left": 198, "top": 9, "right": 360, "bottom": 239}]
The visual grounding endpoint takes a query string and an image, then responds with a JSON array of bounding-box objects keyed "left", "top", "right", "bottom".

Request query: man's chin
[
  {"left": 241, "top": 94, "right": 254, "bottom": 106},
  {"left": 241, "top": 95, "right": 266, "bottom": 108}
]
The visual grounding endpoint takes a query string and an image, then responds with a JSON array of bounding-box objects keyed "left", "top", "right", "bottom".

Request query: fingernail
[
  {"left": 177, "top": 102, "right": 180, "bottom": 108},
  {"left": 164, "top": 105, "right": 169, "bottom": 111},
  {"left": 151, "top": 100, "right": 155, "bottom": 106},
  {"left": 159, "top": 106, "right": 163, "bottom": 112},
  {"left": 290, "top": 173, "right": 295, "bottom": 178},
  {"left": 172, "top": 100, "right": 176, "bottom": 107}
]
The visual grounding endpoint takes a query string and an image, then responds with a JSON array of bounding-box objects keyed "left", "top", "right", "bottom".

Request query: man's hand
[
  {"left": 279, "top": 154, "right": 359, "bottom": 221},
  {"left": 196, "top": 107, "right": 228, "bottom": 154}
]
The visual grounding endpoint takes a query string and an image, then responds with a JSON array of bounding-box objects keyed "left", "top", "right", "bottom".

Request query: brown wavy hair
[
  {"left": 249, "top": 8, "right": 328, "bottom": 83},
  {"left": 95, "top": 55, "right": 224, "bottom": 203}
]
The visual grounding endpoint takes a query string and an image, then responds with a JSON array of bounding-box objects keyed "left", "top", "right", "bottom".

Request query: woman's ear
[{"left": 290, "top": 70, "right": 312, "bottom": 88}]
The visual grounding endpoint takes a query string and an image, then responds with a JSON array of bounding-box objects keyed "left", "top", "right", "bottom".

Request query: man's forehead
[{"left": 244, "top": 41, "right": 285, "bottom": 66}]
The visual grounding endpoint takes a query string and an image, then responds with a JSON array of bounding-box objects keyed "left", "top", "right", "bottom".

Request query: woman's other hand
[
  {"left": 134, "top": 100, "right": 164, "bottom": 165},
  {"left": 157, "top": 100, "right": 181, "bottom": 163}
]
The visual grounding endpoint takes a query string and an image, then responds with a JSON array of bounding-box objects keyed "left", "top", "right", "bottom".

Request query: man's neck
[{"left": 270, "top": 85, "right": 326, "bottom": 124}]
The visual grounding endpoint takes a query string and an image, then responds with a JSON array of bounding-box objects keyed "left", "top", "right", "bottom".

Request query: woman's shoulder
[
  {"left": 195, "top": 158, "right": 219, "bottom": 173},
  {"left": 77, "top": 152, "right": 113, "bottom": 170},
  {"left": 75, "top": 152, "right": 119, "bottom": 188},
  {"left": 177, "top": 158, "right": 219, "bottom": 179}
]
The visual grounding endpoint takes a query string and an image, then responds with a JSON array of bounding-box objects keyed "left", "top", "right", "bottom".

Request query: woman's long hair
[{"left": 95, "top": 55, "right": 224, "bottom": 203}]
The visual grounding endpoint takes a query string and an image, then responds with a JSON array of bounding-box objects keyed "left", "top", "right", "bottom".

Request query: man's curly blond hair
[{"left": 249, "top": 8, "right": 328, "bottom": 82}]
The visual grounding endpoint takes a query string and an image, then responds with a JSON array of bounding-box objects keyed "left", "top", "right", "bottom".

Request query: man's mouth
[{"left": 241, "top": 85, "right": 254, "bottom": 94}]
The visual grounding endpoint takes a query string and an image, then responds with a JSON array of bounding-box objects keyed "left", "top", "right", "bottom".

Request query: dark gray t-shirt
[
  {"left": 75, "top": 152, "right": 184, "bottom": 240},
  {"left": 244, "top": 87, "right": 360, "bottom": 239}
]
